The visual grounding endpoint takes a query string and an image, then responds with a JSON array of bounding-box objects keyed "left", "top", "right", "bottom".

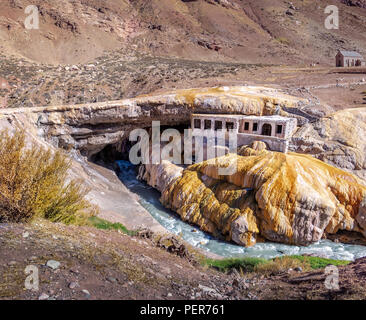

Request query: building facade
[
  {"left": 191, "top": 114, "right": 298, "bottom": 153},
  {"left": 336, "top": 50, "right": 366, "bottom": 67}
]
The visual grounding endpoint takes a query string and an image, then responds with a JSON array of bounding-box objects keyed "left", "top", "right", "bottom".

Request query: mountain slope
[{"left": 1, "top": 0, "right": 366, "bottom": 65}]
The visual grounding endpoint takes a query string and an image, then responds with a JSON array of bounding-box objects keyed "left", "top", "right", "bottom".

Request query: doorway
[{"left": 262, "top": 124, "right": 272, "bottom": 136}]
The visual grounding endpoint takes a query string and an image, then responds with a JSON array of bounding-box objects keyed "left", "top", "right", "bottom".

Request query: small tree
[{"left": 0, "top": 129, "right": 95, "bottom": 224}]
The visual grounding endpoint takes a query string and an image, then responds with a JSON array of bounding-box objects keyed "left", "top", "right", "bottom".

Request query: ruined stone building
[
  {"left": 336, "top": 50, "right": 366, "bottom": 67},
  {"left": 191, "top": 114, "right": 298, "bottom": 153}
]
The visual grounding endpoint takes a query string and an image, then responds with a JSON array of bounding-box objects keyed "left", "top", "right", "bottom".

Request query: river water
[{"left": 117, "top": 160, "right": 366, "bottom": 261}]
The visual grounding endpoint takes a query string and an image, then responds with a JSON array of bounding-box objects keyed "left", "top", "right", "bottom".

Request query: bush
[
  {"left": 275, "top": 37, "right": 290, "bottom": 45},
  {"left": 0, "top": 129, "right": 95, "bottom": 224}
]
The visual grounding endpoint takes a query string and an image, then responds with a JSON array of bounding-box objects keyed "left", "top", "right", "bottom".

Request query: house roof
[{"left": 338, "top": 50, "right": 364, "bottom": 58}]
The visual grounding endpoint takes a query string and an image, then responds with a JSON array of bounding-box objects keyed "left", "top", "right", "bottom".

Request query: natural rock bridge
[
  {"left": 0, "top": 86, "right": 364, "bottom": 236},
  {"left": 0, "top": 86, "right": 306, "bottom": 157}
]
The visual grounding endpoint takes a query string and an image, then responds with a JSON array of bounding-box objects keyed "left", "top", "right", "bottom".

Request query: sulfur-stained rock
[
  {"left": 157, "top": 152, "right": 366, "bottom": 247},
  {"left": 140, "top": 160, "right": 184, "bottom": 193},
  {"left": 250, "top": 141, "right": 267, "bottom": 151}
]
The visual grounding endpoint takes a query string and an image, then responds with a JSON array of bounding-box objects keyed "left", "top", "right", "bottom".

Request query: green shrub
[
  {"left": 0, "top": 129, "right": 95, "bottom": 224},
  {"left": 254, "top": 256, "right": 310, "bottom": 275}
]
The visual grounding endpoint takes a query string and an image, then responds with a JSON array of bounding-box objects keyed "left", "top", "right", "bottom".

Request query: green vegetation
[
  {"left": 0, "top": 129, "right": 96, "bottom": 224},
  {"left": 289, "top": 255, "right": 350, "bottom": 269},
  {"left": 89, "top": 216, "right": 136, "bottom": 236},
  {"left": 203, "top": 257, "right": 267, "bottom": 272},
  {"left": 203, "top": 255, "right": 351, "bottom": 274},
  {"left": 0, "top": 128, "right": 138, "bottom": 236}
]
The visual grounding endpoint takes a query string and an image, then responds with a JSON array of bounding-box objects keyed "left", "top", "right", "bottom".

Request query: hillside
[
  {"left": 2, "top": 220, "right": 366, "bottom": 300},
  {"left": 1, "top": 0, "right": 366, "bottom": 65}
]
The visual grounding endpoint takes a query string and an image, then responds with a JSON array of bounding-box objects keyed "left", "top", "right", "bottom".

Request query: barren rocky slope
[
  {"left": 340, "top": 0, "right": 366, "bottom": 8},
  {"left": 0, "top": 221, "right": 243, "bottom": 300},
  {"left": 2, "top": 221, "right": 366, "bottom": 300},
  {"left": 1, "top": 0, "right": 366, "bottom": 114},
  {"left": 1, "top": 0, "right": 366, "bottom": 65}
]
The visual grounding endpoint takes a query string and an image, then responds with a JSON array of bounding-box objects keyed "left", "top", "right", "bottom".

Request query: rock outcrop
[
  {"left": 290, "top": 108, "right": 366, "bottom": 181},
  {"left": 0, "top": 86, "right": 306, "bottom": 157},
  {"left": 0, "top": 113, "right": 166, "bottom": 233},
  {"left": 340, "top": 0, "right": 366, "bottom": 8},
  {"left": 146, "top": 150, "right": 366, "bottom": 247},
  {"left": 138, "top": 161, "right": 184, "bottom": 194}
]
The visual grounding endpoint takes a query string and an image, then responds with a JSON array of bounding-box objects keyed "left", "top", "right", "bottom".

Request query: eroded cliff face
[
  {"left": 291, "top": 108, "right": 366, "bottom": 181},
  {"left": 0, "top": 86, "right": 306, "bottom": 157},
  {"left": 146, "top": 149, "right": 366, "bottom": 247}
]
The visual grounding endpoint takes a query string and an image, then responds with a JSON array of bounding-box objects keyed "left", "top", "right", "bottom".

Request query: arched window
[{"left": 261, "top": 123, "right": 272, "bottom": 136}]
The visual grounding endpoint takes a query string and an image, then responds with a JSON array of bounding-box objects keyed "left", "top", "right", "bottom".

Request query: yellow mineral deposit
[
  {"left": 137, "top": 86, "right": 303, "bottom": 116},
  {"left": 161, "top": 147, "right": 366, "bottom": 247}
]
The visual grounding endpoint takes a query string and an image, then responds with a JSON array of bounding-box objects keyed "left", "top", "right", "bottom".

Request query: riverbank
[
  {"left": 116, "top": 160, "right": 366, "bottom": 261},
  {"left": 2, "top": 220, "right": 366, "bottom": 300}
]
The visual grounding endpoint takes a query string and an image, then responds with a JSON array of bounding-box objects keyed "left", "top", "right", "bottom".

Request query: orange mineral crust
[{"left": 161, "top": 151, "right": 366, "bottom": 247}]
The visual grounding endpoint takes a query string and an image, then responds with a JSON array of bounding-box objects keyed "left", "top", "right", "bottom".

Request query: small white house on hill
[{"left": 336, "top": 50, "right": 366, "bottom": 67}]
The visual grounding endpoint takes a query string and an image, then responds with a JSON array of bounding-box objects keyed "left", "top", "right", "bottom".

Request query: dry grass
[
  {"left": 254, "top": 256, "right": 310, "bottom": 275},
  {"left": 275, "top": 37, "right": 290, "bottom": 45},
  {"left": 0, "top": 129, "right": 96, "bottom": 224}
]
